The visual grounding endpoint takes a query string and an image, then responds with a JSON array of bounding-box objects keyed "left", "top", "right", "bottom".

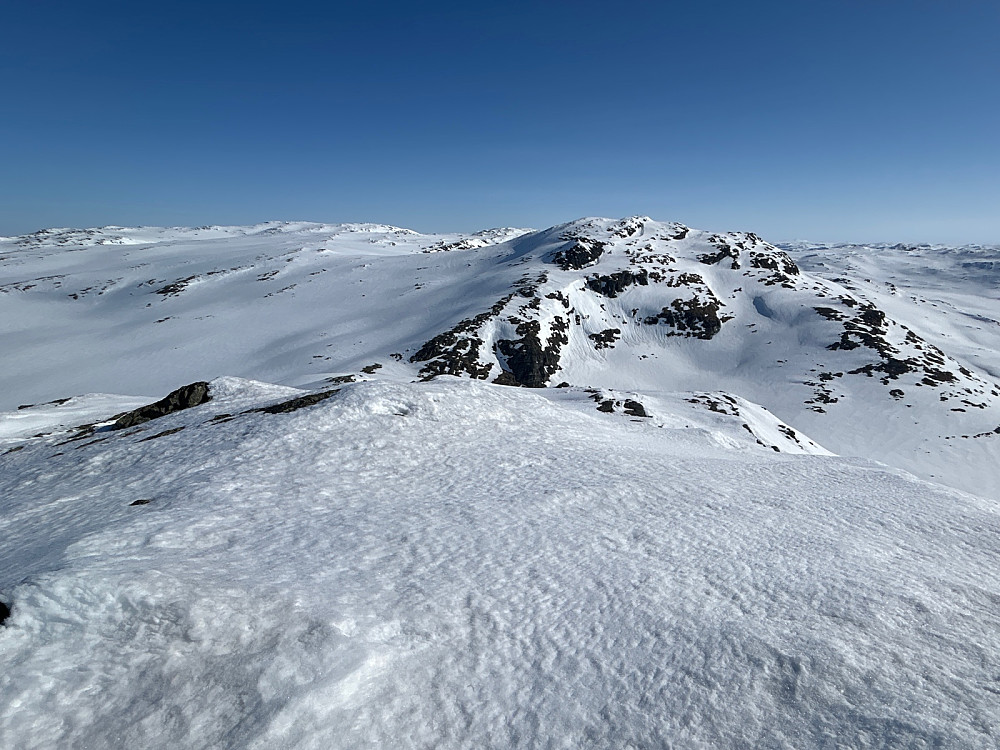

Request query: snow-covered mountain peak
[
  {"left": 3, "top": 217, "right": 1000, "bottom": 748},
  {"left": 1, "top": 216, "right": 998, "bottom": 498}
]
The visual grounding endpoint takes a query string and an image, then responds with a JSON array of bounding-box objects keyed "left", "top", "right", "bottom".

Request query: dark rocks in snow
[
  {"left": 494, "top": 317, "right": 569, "bottom": 388},
  {"left": 411, "top": 294, "right": 515, "bottom": 380},
  {"left": 849, "top": 359, "right": 915, "bottom": 381},
  {"left": 0, "top": 600, "right": 9, "bottom": 626},
  {"left": 130, "top": 498, "right": 153, "bottom": 506},
  {"left": 549, "top": 239, "right": 606, "bottom": 271},
  {"left": 360, "top": 363, "right": 382, "bottom": 374},
  {"left": 590, "top": 392, "right": 649, "bottom": 417},
  {"left": 585, "top": 269, "right": 649, "bottom": 298},
  {"left": 544, "top": 290, "right": 571, "bottom": 309},
  {"left": 665, "top": 272, "right": 707, "bottom": 289},
  {"left": 750, "top": 251, "right": 800, "bottom": 280},
  {"left": 686, "top": 394, "right": 738, "bottom": 415},
  {"left": 610, "top": 217, "right": 646, "bottom": 238},
  {"left": 249, "top": 388, "right": 341, "bottom": 415},
  {"left": 820, "top": 300, "right": 972, "bottom": 388},
  {"left": 155, "top": 276, "right": 198, "bottom": 297},
  {"left": 17, "top": 397, "right": 71, "bottom": 410},
  {"left": 138, "top": 426, "right": 186, "bottom": 442},
  {"left": 644, "top": 295, "right": 729, "bottom": 339},
  {"left": 622, "top": 399, "right": 648, "bottom": 417},
  {"left": 814, "top": 307, "right": 845, "bottom": 321},
  {"left": 112, "top": 382, "right": 212, "bottom": 430},
  {"left": 698, "top": 240, "right": 741, "bottom": 269},
  {"left": 588, "top": 328, "right": 621, "bottom": 350}
]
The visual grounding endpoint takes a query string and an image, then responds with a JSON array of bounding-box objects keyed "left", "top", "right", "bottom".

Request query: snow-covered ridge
[{"left": 2, "top": 376, "right": 998, "bottom": 748}]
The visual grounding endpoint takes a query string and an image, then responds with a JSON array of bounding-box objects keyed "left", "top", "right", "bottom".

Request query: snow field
[{"left": 2, "top": 378, "right": 998, "bottom": 748}]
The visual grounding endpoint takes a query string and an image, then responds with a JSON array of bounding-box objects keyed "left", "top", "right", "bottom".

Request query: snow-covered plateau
[{"left": 1, "top": 218, "right": 998, "bottom": 747}]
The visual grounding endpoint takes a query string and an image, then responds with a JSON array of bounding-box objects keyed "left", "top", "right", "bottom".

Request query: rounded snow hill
[{"left": 1, "top": 378, "right": 998, "bottom": 748}]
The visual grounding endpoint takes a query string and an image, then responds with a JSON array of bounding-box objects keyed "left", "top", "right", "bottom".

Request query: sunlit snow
[{"left": 1, "top": 219, "right": 998, "bottom": 748}]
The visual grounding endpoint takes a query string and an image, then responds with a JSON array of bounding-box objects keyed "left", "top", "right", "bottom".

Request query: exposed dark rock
[
  {"left": 622, "top": 399, "right": 648, "bottom": 417},
  {"left": 360, "top": 363, "right": 382, "bottom": 374},
  {"left": 138, "top": 426, "right": 186, "bottom": 442},
  {"left": 665, "top": 273, "right": 706, "bottom": 289},
  {"left": 411, "top": 293, "right": 515, "bottom": 380},
  {"left": 544, "top": 291, "right": 571, "bottom": 309},
  {"left": 588, "top": 328, "right": 621, "bottom": 350},
  {"left": 596, "top": 399, "right": 615, "bottom": 413},
  {"left": 130, "top": 498, "right": 153, "bottom": 506},
  {"left": 922, "top": 368, "right": 957, "bottom": 384},
  {"left": 155, "top": 276, "right": 198, "bottom": 297},
  {"left": 644, "top": 294, "right": 729, "bottom": 339},
  {"left": 611, "top": 218, "right": 645, "bottom": 238},
  {"left": 494, "top": 316, "right": 569, "bottom": 388},
  {"left": 112, "top": 382, "right": 212, "bottom": 430},
  {"left": 0, "top": 600, "right": 10, "bottom": 626},
  {"left": 814, "top": 307, "right": 845, "bottom": 321},
  {"left": 326, "top": 374, "right": 357, "bottom": 385},
  {"left": 821, "top": 300, "right": 972, "bottom": 388},
  {"left": 18, "top": 397, "right": 71, "bottom": 410},
  {"left": 549, "top": 239, "right": 606, "bottom": 271},
  {"left": 585, "top": 270, "right": 649, "bottom": 298},
  {"left": 248, "top": 388, "right": 341, "bottom": 415},
  {"left": 778, "top": 425, "right": 802, "bottom": 445},
  {"left": 492, "top": 371, "right": 520, "bottom": 386},
  {"left": 3, "top": 445, "right": 24, "bottom": 455},
  {"left": 750, "top": 251, "right": 799, "bottom": 277},
  {"left": 698, "top": 240, "right": 741, "bottom": 269}
]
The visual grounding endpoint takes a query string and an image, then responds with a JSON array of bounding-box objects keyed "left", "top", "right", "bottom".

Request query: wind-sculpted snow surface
[{"left": 1, "top": 378, "right": 998, "bottom": 748}]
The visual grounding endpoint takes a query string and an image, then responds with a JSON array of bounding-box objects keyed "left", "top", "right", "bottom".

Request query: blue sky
[{"left": 2, "top": 1, "right": 997, "bottom": 242}]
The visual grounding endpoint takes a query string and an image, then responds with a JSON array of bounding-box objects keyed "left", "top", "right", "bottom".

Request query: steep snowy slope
[
  {"left": 1, "top": 218, "right": 997, "bottom": 500},
  {"left": 1, "top": 378, "right": 998, "bottom": 748}
]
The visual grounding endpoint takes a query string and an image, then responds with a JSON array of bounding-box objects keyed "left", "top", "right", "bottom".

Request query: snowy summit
[{"left": 1, "top": 217, "right": 999, "bottom": 748}]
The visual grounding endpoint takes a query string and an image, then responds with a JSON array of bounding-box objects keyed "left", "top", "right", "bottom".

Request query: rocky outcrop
[
  {"left": 644, "top": 294, "right": 730, "bottom": 339},
  {"left": 410, "top": 294, "right": 515, "bottom": 380},
  {"left": 585, "top": 270, "right": 649, "bottom": 298},
  {"left": 247, "top": 388, "right": 341, "bottom": 415},
  {"left": 495, "top": 317, "right": 569, "bottom": 388},
  {"left": 112, "top": 382, "right": 212, "bottom": 430},
  {"left": 549, "top": 239, "right": 606, "bottom": 271}
]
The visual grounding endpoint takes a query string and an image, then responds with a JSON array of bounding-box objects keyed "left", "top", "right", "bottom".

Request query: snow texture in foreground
[{"left": 1, "top": 378, "right": 998, "bottom": 748}]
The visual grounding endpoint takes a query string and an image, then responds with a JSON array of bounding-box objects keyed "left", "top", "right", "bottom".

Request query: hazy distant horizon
[{"left": 3, "top": 212, "right": 997, "bottom": 248}]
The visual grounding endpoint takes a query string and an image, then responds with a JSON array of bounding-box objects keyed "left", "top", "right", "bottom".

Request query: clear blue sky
[{"left": 2, "top": 1, "right": 997, "bottom": 242}]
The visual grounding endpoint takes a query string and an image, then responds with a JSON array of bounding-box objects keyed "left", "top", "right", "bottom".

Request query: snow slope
[
  {"left": 2, "top": 217, "right": 1000, "bottom": 747},
  {"left": 2, "top": 217, "right": 997, "bottom": 499},
  {"left": 2, "top": 378, "right": 998, "bottom": 748}
]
